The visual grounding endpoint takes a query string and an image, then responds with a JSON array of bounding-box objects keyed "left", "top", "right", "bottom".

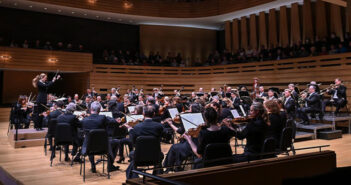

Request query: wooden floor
[{"left": 0, "top": 120, "right": 350, "bottom": 185}]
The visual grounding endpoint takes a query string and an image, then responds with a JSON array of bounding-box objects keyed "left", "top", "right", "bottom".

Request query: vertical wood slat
[
  {"left": 225, "top": 21, "right": 232, "bottom": 51},
  {"left": 232, "top": 19, "right": 240, "bottom": 51},
  {"left": 268, "top": 9, "right": 278, "bottom": 48},
  {"left": 347, "top": 0, "right": 351, "bottom": 33},
  {"left": 291, "top": 3, "right": 301, "bottom": 44},
  {"left": 250, "top": 14, "right": 258, "bottom": 49},
  {"left": 303, "top": 0, "right": 314, "bottom": 42},
  {"left": 315, "top": 0, "right": 328, "bottom": 38},
  {"left": 330, "top": 4, "right": 344, "bottom": 41},
  {"left": 241, "top": 17, "right": 249, "bottom": 49},
  {"left": 259, "top": 12, "right": 267, "bottom": 48},
  {"left": 279, "top": 6, "right": 289, "bottom": 47}
]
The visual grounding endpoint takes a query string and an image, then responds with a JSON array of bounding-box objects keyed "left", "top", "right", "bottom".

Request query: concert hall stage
[{"left": 0, "top": 119, "right": 350, "bottom": 185}]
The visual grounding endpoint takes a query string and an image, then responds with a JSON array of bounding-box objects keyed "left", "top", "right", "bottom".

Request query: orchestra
[{"left": 10, "top": 74, "right": 348, "bottom": 178}]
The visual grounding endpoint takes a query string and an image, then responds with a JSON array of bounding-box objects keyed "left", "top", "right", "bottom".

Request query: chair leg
[
  {"left": 80, "top": 156, "right": 83, "bottom": 175},
  {"left": 59, "top": 146, "right": 62, "bottom": 162},
  {"left": 50, "top": 144, "right": 55, "bottom": 167},
  {"left": 291, "top": 144, "right": 296, "bottom": 155},
  {"left": 44, "top": 137, "right": 47, "bottom": 156},
  {"left": 102, "top": 155, "right": 105, "bottom": 173},
  {"left": 83, "top": 157, "right": 86, "bottom": 182}
]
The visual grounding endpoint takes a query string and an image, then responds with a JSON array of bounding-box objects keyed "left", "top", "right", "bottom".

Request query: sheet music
[
  {"left": 231, "top": 109, "right": 241, "bottom": 118},
  {"left": 126, "top": 115, "right": 144, "bottom": 123},
  {"left": 127, "top": 106, "right": 136, "bottom": 113},
  {"left": 73, "top": 111, "right": 86, "bottom": 116},
  {"left": 180, "top": 113, "right": 205, "bottom": 132},
  {"left": 168, "top": 108, "right": 179, "bottom": 119},
  {"left": 239, "top": 105, "right": 247, "bottom": 117},
  {"left": 100, "top": 111, "right": 113, "bottom": 118}
]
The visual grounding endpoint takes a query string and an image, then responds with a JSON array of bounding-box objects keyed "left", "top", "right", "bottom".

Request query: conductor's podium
[{"left": 8, "top": 128, "right": 47, "bottom": 148}]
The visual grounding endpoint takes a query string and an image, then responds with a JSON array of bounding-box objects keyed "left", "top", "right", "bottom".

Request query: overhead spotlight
[
  {"left": 123, "top": 0, "right": 133, "bottom": 9},
  {"left": 14, "top": 3, "right": 17, "bottom": 6},
  {"left": 84, "top": 13, "right": 87, "bottom": 16},
  {"left": 29, "top": 5, "right": 33, "bottom": 8},
  {"left": 58, "top": 9, "right": 62, "bottom": 12},
  {"left": 107, "top": 17, "right": 111, "bottom": 20},
  {"left": 96, "top": 15, "right": 99, "bottom": 18},
  {"left": 71, "top": 12, "right": 75, "bottom": 14},
  {"left": 44, "top": 7, "right": 47, "bottom": 10}
]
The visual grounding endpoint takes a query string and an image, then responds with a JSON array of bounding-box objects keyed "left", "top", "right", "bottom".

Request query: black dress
[{"left": 34, "top": 80, "right": 54, "bottom": 129}]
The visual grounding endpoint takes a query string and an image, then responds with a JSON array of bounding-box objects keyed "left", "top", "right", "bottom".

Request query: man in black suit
[
  {"left": 126, "top": 105, "right": 164, "bottom": 179},
  {"left": 108, "top": 95, "right": 125, "bottom": 118},
  {"left": 297, "top": 86, "right": 321, "bottom": 125},
  {"left": 48, "top": 101, "right": 65, "bottom": 120},
  {"left": 257, "top": 86, "right": 268, "bottom": 98},
  {"left": 288, "top": 83, "right": 299, "bottom": 103},
  {"left": 82, "top": 96, "right": 92, "bottom": 114},
  {"left": 283, "top": 89, "right": 296, "bottom": 120},
  {"left": 57, "top": 103, "right": 82, "bottom": 162},
  {"left": 322, "top": 78, "right": 347, "bottom": 115},
  {"left": 81, "top": 101, "right": 120, "bottom": 173}
]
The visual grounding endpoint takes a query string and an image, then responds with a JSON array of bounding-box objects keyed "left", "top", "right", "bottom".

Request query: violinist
[
  {"left": 47, "top": 101, "right": 65, "bottom": 120},
  {"left": 12, "top": 95, "right": 31, "bottom": 129},
  {"left": 81, "top": 96, "right": 92, "bottom": 114},
  {"left": 32, "top": 73, "right": 60, "bottom": 131},
  {"left": 231, "top": 102, "right": 269, "bottom": 162},
  {"left": 126, "top": 105, "right": 164, "bottom": 179},
  {"left": 230, "top": 92, "right": 241, "bottom": 110},
  {"left": 108, "top": 95, "right": 125, "bottom": 118},
  {"left": 182, "top": 107, "right": 236, "bottom": 169},
  {"left": 163, "top": 103, "right": 202, "bottom": 173},
  {"left": 220, "top": 98, "right": 234, "bottom": 122},
  {"left": 84, "top": 88, "right": 97, "bottom": 99},
  {"left": 264, "top": 100, "right": 284, "bottom": 148},
  {"left": 57, "top": 103, "right": 81, "bottom": 162},
  {"left": 136, "top": 95, "right": 145, "bottom": 105},
  {"left": 73, "top": 94, "right": 82, "bottom": 105},
  {"left": 322, "top": 78, "right": 347, "bottom": 115}
]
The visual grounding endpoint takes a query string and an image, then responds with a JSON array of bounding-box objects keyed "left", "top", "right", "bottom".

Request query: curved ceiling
[{"left": 0, "top": 0, "right": 303, "bottom": 30}]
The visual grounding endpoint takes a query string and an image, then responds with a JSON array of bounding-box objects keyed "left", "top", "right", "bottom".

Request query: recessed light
[
  {"left": 119, "top": 19, "right": 122, "bottom": 21},
  {"left": 96, "top": 15, "right": 99, "bottom": 18},
  {"left": 58, "top": 9, "right": 62, "bottom": 12},
  {"left": 71, "top": 12, "right": 75, "bottom": 14},
  {"left": 14, "top": 3, "right": 17, "bottom": 6},
  {"left": 129, "top": 20, "right": 133, "bottom": 23},
  {"left": 29, "top": 5, "right": 33, "bottom": 8},
  {"left": 44, "top": 7, "right": 47, "bottom": 10},
  {"left": 84, "top": 13, "right": 87, "bottom": 16}
]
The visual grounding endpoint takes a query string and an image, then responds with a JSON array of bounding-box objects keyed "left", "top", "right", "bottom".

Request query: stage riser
[
  {"left": 8, "top": 128, "right": 47, "bottom": 149},
  {"left": 317, "top": 130, "right": 343, "bottom": 140},
  {"left": 8, "top": 138, "right": 45, "bottom": 148}
]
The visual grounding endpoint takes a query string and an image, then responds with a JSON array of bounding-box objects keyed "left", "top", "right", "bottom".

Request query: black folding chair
[
  {"left": 286, "top": 119, "right": 296, "bottom": 155},
  {"left": 80, "top": 129, "right": 110, "bottom": 182},
  {"left": 260, "top": 137, "right": 276, "bottom": 159},
  {"left": 203, "top": 143, "right": 233, "bottom": 168},
  {"left": 133, "top": 136, "right": 162, "bottom": 175},
  {"left": 44, "top": 118, "right": 57, "bottom": 156},
  {"left": 277, "top": 127, "right": 294, "bottom": 156},
  {"left": 50, "top": 123, "right": 73, "bottom": 166}
]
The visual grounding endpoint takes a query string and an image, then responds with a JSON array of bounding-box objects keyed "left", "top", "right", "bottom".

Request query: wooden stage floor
[{"left": 0, "top": 121, "right": 350, "bottom": 185}]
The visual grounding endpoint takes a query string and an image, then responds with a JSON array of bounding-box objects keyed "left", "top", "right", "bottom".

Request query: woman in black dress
[
  {"left": 12, "top": 95, "right": 32, "bottom": 129},
  {"left": 264, "top": 100, "right": 284, "bottom": 148},
  {"left": 183, "top": 107, "right": 235, "bottom": 169},
  {"left": 32, "top": 73, "right": 60, "bottom": 131}
]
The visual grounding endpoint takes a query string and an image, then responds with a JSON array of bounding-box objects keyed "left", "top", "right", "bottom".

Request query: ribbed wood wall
[{"left": 225, "top": 0, "right": 350, "bottom": 51}]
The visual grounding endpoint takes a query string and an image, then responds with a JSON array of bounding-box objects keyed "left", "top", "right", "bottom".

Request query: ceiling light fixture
[
  {"left": 0, "top": 55, "right": 12, "bottom": 61},
  {"left": 48, "top": 58, "right": 58, "bottom": 63},
  {"left": 123, "top": 0, "right": 133, "bottom": 9}
]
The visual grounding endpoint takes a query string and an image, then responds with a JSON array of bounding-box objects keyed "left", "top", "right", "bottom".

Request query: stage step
[
  {"left": 296, "top": 122, "right": 334, "bottom": 139},
  {"left": 8, "top": 128, "right": 47, "bottom": 140},
  {"left": 317, "top": 130, "right": 343, "bottom": 140},
  {"left": 295, "top": 131, "right": 314, "bottom": 140},
  {"left": 8, "top": 128, "right": 47, "bottom": 148},
  {"left": 0, "top": 108, "right": 11, "bottom": 122}
]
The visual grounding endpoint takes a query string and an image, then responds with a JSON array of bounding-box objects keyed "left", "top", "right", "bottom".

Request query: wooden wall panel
[
  {"left": 28, "top": 0, "right": 275, "bottom": 18},
  {"left": 225, "top": 21, "right": 232, "bottom": 52},
  {"left": 303, "top": 0, "right": 314, "bottom": 41},
  {"left": 240, "top": 17, "right": 249, "bottom": 49},
  {"left": 232, "top": 19, "right": 240, "bottom": 51},
  {"left": 347, "top": 0, "right": 351, "bottom": 33},
  {"left": 330, "top": 4, "right": 344, "bottom": 41},
  {"left": 269, "top": 9, "right": 278, "bottom": 48},
  {"left": 259, "top": 12, "right": 268, "bottom": 48},
  {"left": 139, "top": 25, "right": 217, "bottom": 65},
  {"left": 316, "top": 0, "right": 328, "bottom": 38},
  {"left": 0, "top": 47, "right": 92, "bottom": 72},
  {"left": 291, "top": 3, "right": 301, "bottom": 44},
  {"left": 279, "top": 6, "right": 290, "bottom": 47},
  {"left": 249, "top": 14, "right": 258, "bottom": 49}
]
